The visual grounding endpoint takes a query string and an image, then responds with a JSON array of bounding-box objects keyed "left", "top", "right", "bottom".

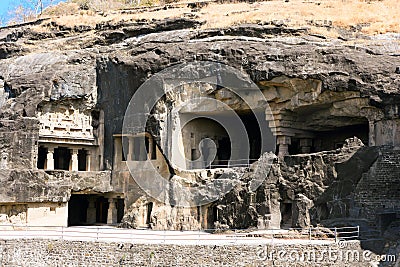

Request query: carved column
[
  {"left": 300, "top": 138, "right": 313, "bottom": 153},
  {"left": 107, "top": 198, "right": 117, "bottom": 224},
  {"left": 127, "top": 136, "right": 134, "bottom": 161},
  {"left": 360, "top": 108, "right": 384, "bottom": 147},
  {"left": 86, "top": 197, "right": 96, "bottom": 224},
  {"left": 277, "top": 136, "right": 291, "bottom": 157},
  {"left": 368, "top": 121, "right": 376, "bottom": 146},
  {"left": 86, "top": 150, "right": 91, "bottom": 171},
  {"left": 46, "top": 147, "right": 55, "bottom": 170},
  {"left": 139, "top": 137, "right": 147, "bottom": 161},
  {"left": 114, "top": 137, "right": 122, "bottom": 163},
  {"left": 71, "top": 149, "right": 79, "bottom": 171},
  {"left": 148, "top": 137, "right": 154, "bottom": 160}
]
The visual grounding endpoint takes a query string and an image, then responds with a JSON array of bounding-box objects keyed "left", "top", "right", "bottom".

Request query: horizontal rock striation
[{"left": 0, "top": 17, "right": 398, "bottom": 250}]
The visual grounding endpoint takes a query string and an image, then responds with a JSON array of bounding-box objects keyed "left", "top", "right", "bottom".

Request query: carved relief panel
[{"left": 38, "top": 103, "right": 94, "bottom": 141}]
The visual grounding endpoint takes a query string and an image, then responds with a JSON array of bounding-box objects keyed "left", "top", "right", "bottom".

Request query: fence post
[
  {"left": 198, "top": 229, "right": 201, "bottom": 245},
  {"left": 61, "top": 226, "right": 64, "bottom": 241},
  {"left": 334, "top": 227, "right": 337, "bottom": 243},
  {"left": 96, "top": 227, "right": 99, "bottom": 242},
  {"left": 309, "top": 227, "right": 312, "bottom": 241},
  {"left": 357, "top": 225, "right": 360, "bottom": 238},
  {"left": 234, "top": 229, "right": 237, "bottom": 245},
  {"left": 271, "top": 229, "right": 274, "bottom": 244}
]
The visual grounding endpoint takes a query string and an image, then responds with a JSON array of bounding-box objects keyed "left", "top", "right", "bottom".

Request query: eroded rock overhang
[{"left": 0, "top": 21, "right": 399, "bottom": 217}]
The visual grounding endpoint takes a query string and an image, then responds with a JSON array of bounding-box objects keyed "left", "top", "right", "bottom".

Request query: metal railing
[
  {"left": 193, "top": 159, "right": 261, "bottom": 169},
  {"left": 0, "top": 225, "right": 360, "bottom": 245}
]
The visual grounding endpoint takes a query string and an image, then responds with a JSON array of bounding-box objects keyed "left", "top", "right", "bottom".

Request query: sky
[{"left": 0, "top": 0, "right": 65, "bottom": 26}]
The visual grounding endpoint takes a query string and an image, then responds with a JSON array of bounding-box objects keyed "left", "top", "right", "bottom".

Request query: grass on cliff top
[{"left": 40, "top": 0, "right": 400, "bottom": 36}]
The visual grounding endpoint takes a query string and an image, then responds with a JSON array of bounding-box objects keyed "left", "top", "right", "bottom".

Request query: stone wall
[
  {"left": 0, "top": 239, "right": 385, "bottom": 266},
  {"left": 0, "top": 203, "right": 67, "bottom": 226},
  {"left": 0, "top": 118, "right": 39, "bottom": 170},
  {"left": 375, "top": 120, "right": 400, "bottom": 146},
  {"left": 0, "top": 15, "right": 400, "bottom": 233},
  {"left": 354, "top": 148, "right": 400, "bottom": 222}
]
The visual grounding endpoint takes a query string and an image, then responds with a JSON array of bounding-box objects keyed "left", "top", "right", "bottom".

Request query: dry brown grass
[
  {"left": 48, "top": 6, "right": 191, "bottom": 28},
  {"left": 42, "top": 0, "right": 400, "bottom": 36},
  {"left": 198, "top": 0, "right": 400, "bottom": 34}
]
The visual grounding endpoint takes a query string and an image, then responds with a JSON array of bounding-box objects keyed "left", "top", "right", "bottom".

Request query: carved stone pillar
[
  {"left": 114, "top": 137, "right": 122, "bottom": 163},
  {"left": 127, "top": 136, "right": 134, "bottom": 161},
  {"left": 139, "top": 137, "right": 147, "bottom": 161},
  {"left": 360, "top": 107, "right": 384, "bottom": 147},
  {"left": 368, "top": 121, "right": 376, "bottom": 146},
  {"left": 148, "top": 137, "right": 154, "bottom": 160},
  {"left": 86, "top": 151, "right": 91, "bottom": 171},
  {"left": 86, "top": 197, "right": 96, "bottom": 224},
  {"left": 107, "top": 198, "right": 117, "bottom": 224},
  {"left": 71, "top": 149, "right": 79, "bottom": 171},
  {"left": 46, "top": 147, "right": 54, "bottom": 170},
  {"left": 277, "top": 136, "right": 291, "bottom": 157}
]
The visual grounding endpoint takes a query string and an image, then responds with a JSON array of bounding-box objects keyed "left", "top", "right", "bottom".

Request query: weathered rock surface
[{"left": 0, "top": 17, "right": 399, "bottom": 245}]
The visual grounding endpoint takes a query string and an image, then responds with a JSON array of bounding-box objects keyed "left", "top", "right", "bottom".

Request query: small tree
[
  {"left": 7, "top": 0, "right": 55, "bottom": 25},
  {"left": 8, "top": 5, "right": 35, "bottom": 25},
  {"left": 34, "top": 0, "right": 44, "bottom": 15},
  {"left": 30, "top": 0, "right": 56, "bottom": 15}
]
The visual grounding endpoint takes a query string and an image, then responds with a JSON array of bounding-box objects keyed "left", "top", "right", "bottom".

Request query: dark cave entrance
[
  {"left": 181, "top": 108, "right": 272, "bottom": 169},
  {"left": 318, "top": 203, "right": 330, "bottom": 222},
  {"left": 54, "top": 147, "right": 71, "bottom": 170},
  {"left": 78, "top": 149, "right": 87, "bottom": 171},
  {"left": 96, "top": 196, "right": 109, "bottom": 224},
  {"left": 280, "top": 202, "right": 293, "bottom": 228},
  {"left": 287, "top": 122, "right": 369, "bottom": 155},
  {"left": 68, "top": 194, "right": 89, "bottom": 226},
  {"left": 146, "top": 202, "right": 153, "bottom": 225},
  {"left": 217, "top": 137, "right": 231, "bottom": 165},
  {"left": 288, "top": 139, "right": 300, "bottom": 155},
  {"left": 117, "top": 198, "right": 125, "bottom": 223},
  {"left": 314, "top": 123, "right": 369, "bottom": 151},
  {"left": 238, "top": 111, "right": 262, "bottom": 163},
  {"left": 37, "top": 146, "right": 47, "bottom": 169},
  {"left": 68, "top": 195, "right": 124, "bottom": 226},
  {"left": 182, "top": 118, "right": 231, "bottom": 169},
  {"left": 207, "top": 205, "right": 218, "bottom": 229}
]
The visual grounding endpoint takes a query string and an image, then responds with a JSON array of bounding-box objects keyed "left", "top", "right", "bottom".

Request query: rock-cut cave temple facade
[{"left": 0, "top": 25, "right": 399, "bottom": 232}]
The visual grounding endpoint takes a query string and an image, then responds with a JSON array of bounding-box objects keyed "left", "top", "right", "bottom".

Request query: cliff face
[{"left": 0, "top": 16, "right": 399, "bottom": 235}]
